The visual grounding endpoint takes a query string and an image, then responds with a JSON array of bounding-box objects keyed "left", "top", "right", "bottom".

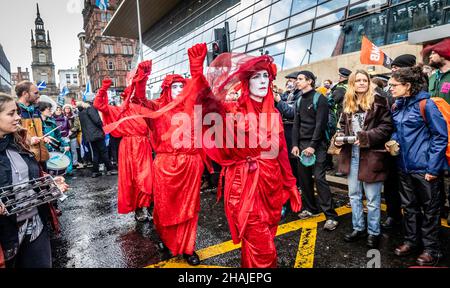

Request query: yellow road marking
[
  {"left": 146, "top": 203, "right": 449, "bottom": 268},
  {"left": 294, "top": 223, "right": 318, "bottom": 268}
]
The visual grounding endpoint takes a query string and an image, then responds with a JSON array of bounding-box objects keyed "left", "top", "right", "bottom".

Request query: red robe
[
  {"left": 195, "top": 52, "right": 301, "bottom": 267},
  {"left": 93, "top": 85, "right": 153, "bottom": 214},
  {"left": 139, "top": 75, "right": 206, "bottom": 256}
]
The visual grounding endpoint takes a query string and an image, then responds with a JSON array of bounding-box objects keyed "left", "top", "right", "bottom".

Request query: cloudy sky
[{"left": 0, "top": 0, "right": 84, "bottom": 84}]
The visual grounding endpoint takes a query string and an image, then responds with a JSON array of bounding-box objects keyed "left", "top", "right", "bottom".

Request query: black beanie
[{"left": 391, "top": 54, "right": 416, "bottom": 68}]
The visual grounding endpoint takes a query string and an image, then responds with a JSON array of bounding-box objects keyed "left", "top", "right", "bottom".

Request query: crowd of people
[{"left": 1, "top": 37, "right": 450, "bottom": 268}]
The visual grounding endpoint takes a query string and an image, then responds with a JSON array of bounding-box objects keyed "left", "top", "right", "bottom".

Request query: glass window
[
  {"left": 265, "top": 31, "right": 287, "bottom": 45},
  {"left": 348, "top": 0, "right": 388, "bottom": 17},
  {"left": 316, "top": 0, "right": 349, "bottom": 17},
  {"left": 240, "top": 0, "right": 256, "bottom": 10},
  {"left": 251, "top": 7, "right": 271, "bottom": 30},
  {"left": 288, "top": 22, "right": 312, "bottom": 37},
  {"left": 227, "top": 15, "right": 238, "bottom": 33},
  {"left": 283, "top": 34, "right": 312, "bottom": 69},
  {"left": 269, "top": 0, "right": 293, "bottom": 24},
  {"left": 39, "top": 53, "right": 46, "bottom": 63},
  {"left": 233, "top": 35, "right": 249, "bottom": 48},
  {"left": 267, "top": 19, "right": 289, "bottom": 34},
  {"left": 387, "top": 0, "right": 445, "bottom": 44},
  {"left": 315, "top": 9, "right": 345, "bottom": 28},
  {"left": 310, "top": 25, "right": 343, "bottom": 63},
  {"left": 254, "top": 0, "right": 272, "bottom": 11},
  {"left": 233, "top": 46, "right": 246, "bottom": 53},
  {"left": 247, "top": 39, "right": 265, "bottom": 51},
  {"left": 343, "top": 9, "right": 387, "bottom": 53},
  {"left": 239, "top": 5, "right": 255, "bottom": 20},
  {"left": 235, "top": 16, "right": 253, "bottom": 37},
  {"left": 249, "top": 28, "right": 268, "bottom": 42},
  {"left": 290, "top": 7, "right": 316, "bottom": 27},
  {"left": 272, "top": 54, "right": 285, "bottom": 70},
  {"left": 265, "top": 41, "right": 287, "bottom": 55},
  {"left": 291, "top": 0, "right": 317, "bottom": 14}
]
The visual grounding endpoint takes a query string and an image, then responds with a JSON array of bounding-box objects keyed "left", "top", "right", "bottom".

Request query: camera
[{"left": 335, "top": 136, "right": 357, "bottom": 144}]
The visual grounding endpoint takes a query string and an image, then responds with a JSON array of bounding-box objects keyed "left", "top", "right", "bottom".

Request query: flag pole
[{"left": 136, "top": 0, "right": 144, "bottom": 62}]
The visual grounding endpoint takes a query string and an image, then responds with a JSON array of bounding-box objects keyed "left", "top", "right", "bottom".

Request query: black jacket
[
  {"left": 292, "top": 89, "right": 329, "bottom": 149},
  {"left": 78, "top": 105, "right": 105, "bottom": 143},
  {"left": 276, "top": 89, "right": 301, "bottom": 157},
  {"left": 331, "top": 80, "right": 348, "bottom": 118},
  {"left": 0, "top": 134, "right": 51, "bottom": 252}
]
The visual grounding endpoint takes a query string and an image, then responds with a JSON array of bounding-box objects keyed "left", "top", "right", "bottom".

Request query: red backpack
[{"left": 419, "top": 97, "right": 450, "bottom": 166}]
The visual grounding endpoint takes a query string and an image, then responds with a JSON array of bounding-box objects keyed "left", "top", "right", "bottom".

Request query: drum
[{"left": 47, "top": 151, "right": 71, "bottom": 176}]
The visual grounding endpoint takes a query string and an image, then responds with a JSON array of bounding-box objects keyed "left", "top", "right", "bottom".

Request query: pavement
[{"left": 51, "top": 169, "right": 450, "bottom": 268}]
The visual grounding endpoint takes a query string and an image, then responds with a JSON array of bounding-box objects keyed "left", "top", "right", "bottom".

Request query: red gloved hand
[
  {"left": 289, "top": 187, "right": 302, "bottom": 213},
  {"left": 133, "top": 60, "right": 152, "bottom": 83},
  {"left": 188, "top": 43, "right": 207, "bottom": 77},
  {"left": 100, "top": 78, "right": 113, "bottom": 91}
]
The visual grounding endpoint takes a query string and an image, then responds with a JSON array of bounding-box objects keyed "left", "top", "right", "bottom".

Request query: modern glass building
[
  {"left": 0, "top": 43, "right": 12, "bottom": 94},
  {"left": 104, "top": 0, "right": 450, "bottom": 94}
]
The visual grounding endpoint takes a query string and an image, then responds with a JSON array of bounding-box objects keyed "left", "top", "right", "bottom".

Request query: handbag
[{"left": 327, "top": 133, "right": 342, "bottom": 155}]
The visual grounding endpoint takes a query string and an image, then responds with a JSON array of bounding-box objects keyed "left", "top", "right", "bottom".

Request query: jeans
[
  {"left": 69, "top": 137, "right": 79, "bottom": 165},
  {"left": 348, "top": 146, "right": 382, "bottom": 236}
]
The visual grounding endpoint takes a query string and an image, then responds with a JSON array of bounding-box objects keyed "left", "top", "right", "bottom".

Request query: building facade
[
  {"left": 31, "top": 3, "right": 58, "bottom": 97},
  {"left": 11, "top": 67, "right": 31, "bottom": 86},
  {"left": 58, "top": 68, "right": 81, "bottom": 102},
  {"left": 0, "top": 43, "right": 12, "bottom": 94},
  {"left": 126, "top": 0, "right": 449, "bottom": 93},
  {"left": 82, "top": 0, "right": 137, "bottom": 93},
  {"left": 77, "top": 32, "right": 88, "bottom": 91}
]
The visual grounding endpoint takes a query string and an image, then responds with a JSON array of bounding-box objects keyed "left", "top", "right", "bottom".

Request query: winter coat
[
  {"left": 392, "top": 90, "right": 448, "bottom": 175},
  {"left": 337, "top": 94, "right": 394, "bottom": 183},
  {"left": 18, "top": 104, "right": 49, "bottom": 162},
  {"left": 78, "top": 104, "right": 105, "bottom": 143},
  {"left": 42, "top": 117, "right": 69, "bottom": 152},
  {"left": 429, "top": 69, "right": 450, "bottom": 104},
  {"left": 276, "top": 89, "right": 301, "bottom": 157},
  {"left": 0, "top": 134, "right": 55, "bottom": 253},
  {"left": 54, "top": 114, "right": 70, "bottom": 138}
]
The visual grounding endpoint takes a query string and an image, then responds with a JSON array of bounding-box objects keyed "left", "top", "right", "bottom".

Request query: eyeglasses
[{"left": 388, "top": 83, "right": 404, "bottom": 88}]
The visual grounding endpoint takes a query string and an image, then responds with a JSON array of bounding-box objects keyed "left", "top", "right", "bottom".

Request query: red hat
[{"left": 421, "top": 38, "right": 450, "bottom": 61}]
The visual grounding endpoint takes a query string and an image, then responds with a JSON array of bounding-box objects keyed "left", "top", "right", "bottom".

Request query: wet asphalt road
[{"left": 51, "top": 169, "right": 450, "bottom": 268}]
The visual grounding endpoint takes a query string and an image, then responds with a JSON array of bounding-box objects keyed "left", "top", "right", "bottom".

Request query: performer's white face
[
  {"left": 249, "top": 70, "right": 269, "bottom": 99},
  {"left": 171, "top": 82, "right": 184, "bottom": 99}
]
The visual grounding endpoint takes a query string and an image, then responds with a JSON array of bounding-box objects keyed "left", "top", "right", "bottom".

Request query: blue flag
[
  {"left": 96, "top": 0, "right": 109, "bottom": 10},
  {"left": 57, "top": 86, "right": 69, "bottom": 106},
  {"left": 37, "top": 81, "right": 47, "bottom": 91},
  {"left": 83, "top": 81, "right": 92, "bottom": 102}
]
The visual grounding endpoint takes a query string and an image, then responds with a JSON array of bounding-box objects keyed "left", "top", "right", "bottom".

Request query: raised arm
[{"left": 93, "top": 79, "right": 112, "bottom": 113}]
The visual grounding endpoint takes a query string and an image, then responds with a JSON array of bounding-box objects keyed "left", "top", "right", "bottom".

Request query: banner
[{"left": 360, "top": 36, "right": 392, "bottom": 69}]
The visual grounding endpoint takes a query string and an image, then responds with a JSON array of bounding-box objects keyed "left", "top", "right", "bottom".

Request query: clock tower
[{"left": 31, "top": 3, "right": 58, "bottom": 97}]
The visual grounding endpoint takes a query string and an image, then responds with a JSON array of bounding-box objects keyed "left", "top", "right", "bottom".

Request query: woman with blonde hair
[{"left": 335, "top": 69, "right": 393, "bottom": 248}]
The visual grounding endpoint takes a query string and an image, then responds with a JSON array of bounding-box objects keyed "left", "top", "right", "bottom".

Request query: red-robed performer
[
  {"left": 129, "top": 58, "right": 212, "bottom": 265},
  {"left": 93, "top": 61, "right": 153, "bottom": 222},
  {"left": 188, "top": 43, "right": 302, "bottom": 268}
]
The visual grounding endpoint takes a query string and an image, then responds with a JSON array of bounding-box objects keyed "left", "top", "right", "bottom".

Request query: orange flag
[{"left": 360, "top": 36, "right": 392, "bottom": 69}]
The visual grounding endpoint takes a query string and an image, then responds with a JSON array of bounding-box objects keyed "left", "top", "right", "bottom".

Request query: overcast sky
[{"left": 0, "top": 0, "right": 84, "bottom": 85}]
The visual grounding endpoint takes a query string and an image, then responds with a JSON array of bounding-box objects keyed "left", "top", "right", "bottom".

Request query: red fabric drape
[{"left": 93, "top": 78, "right": 153, "bottom": 214}]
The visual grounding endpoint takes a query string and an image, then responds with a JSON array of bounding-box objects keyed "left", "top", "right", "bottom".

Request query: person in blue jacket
[{"left": 388, "top": 66, "right": 448, "bottom": 266}]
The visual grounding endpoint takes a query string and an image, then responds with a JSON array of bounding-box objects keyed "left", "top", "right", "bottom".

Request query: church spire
[
  {"left": 36, "top": 3, "right": 40, "bottom": 17},
  {"left": 31, "top": 29, "right": 34, "bottom": 41}
]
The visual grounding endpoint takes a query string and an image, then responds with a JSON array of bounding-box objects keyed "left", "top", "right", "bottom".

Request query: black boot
[
  {"left": 183, "top": 252, "right": 200, "bottom": 266},
  {"left": 344, "top": 230, "right": 367, "bottom": 242}
]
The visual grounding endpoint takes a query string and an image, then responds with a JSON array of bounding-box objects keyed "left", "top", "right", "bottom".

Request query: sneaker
[
  {"left": 183, "top": 252, "right": 201, "bottom": 266},
  {"left": 75, "top": 163, "right": 85, "bottom": 169},
  {"left": 298, "top": 210, "right": 319, "bottom": 219},
  {"left": 323, "top": 219, "right": 339, "bottom": 231},
  {"left": 106, "top": 170, "right": 118, "bottom": 176}
]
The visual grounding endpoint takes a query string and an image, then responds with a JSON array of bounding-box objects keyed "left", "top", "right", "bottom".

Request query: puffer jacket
[{"left": 392, "top": 90, "right": 448, "bottom": 175}]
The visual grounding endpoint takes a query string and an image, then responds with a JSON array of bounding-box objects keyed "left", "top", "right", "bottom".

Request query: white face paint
[
  {"left": 171, "top": 82, "right": 184, "bottom": 99},
  {"left": 249, "top": 70, "right": 270, "bottom": 100}
]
